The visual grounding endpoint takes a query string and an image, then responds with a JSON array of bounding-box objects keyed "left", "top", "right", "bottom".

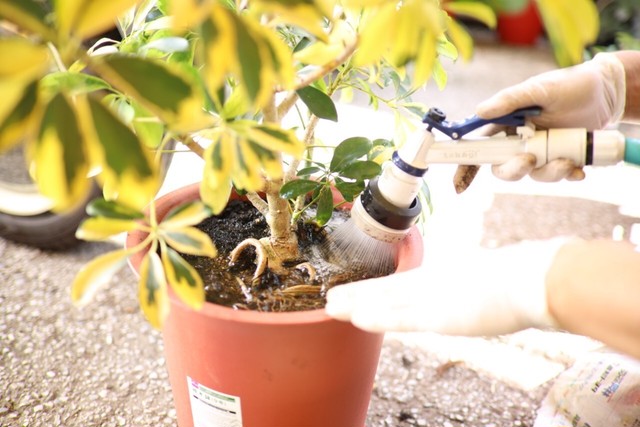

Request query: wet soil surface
[{"left": 187, "top": 199, "right": 393, "bottom": 312}]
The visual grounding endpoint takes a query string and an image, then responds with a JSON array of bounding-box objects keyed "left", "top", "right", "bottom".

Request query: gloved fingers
[
  {"left": 491, "top": 153, "right": 536, "bottom": 181},
  {"left": 529, "top": 159, "right": 584, "bottom": 182},
  {"left": 476, "top": 79, "right": 548, "bottom": 121},
  {"left": 453, "top": 165, "right": 480, "bottom": 194}
]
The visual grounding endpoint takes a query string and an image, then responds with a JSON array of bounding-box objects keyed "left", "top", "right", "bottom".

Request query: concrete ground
[{"left": 2, "top": 34, "right": 640, "bottom": 426}]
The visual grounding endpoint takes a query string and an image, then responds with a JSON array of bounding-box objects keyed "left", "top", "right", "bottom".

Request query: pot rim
[{"left": 125, "top": 182, "right": 424, "bottom": 326}]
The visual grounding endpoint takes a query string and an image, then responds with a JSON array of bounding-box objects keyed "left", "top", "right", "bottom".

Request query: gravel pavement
[{"left": 3, "top": 37, "right": 640, "bottom": 427}]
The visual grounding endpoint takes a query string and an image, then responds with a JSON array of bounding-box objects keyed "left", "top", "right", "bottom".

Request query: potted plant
[
  {"left": 0, "top": 0, "right": 496, "bottom": 425},
  {"left": 0, "top": 0, "right": 607, "bottom": 424}
]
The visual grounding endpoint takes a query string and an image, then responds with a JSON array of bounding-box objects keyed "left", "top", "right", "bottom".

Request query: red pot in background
[
  {"left": 127, "top": 182, "right": 424, "bottom": 427},
  {"left": 497, "top": 0, "right": 543, "bottom": 45}
]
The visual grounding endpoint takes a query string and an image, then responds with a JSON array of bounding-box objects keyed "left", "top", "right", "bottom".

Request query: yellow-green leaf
[
  {"left": 0, "top": 81, "right": 40, "bottom": 152},
  {"left": 233, "top": 139, "right": 263, "bottom": 191},
  {"left": 80, "top": 95, "right": 160, "bottom": 210},
  {"left": 535, "top": 0, "right": 598, "bottom": 67},
  {"left": 0, "top": 0, "right": 55, "bottom": 40},
  {"left": 139, "top": 251, "right": 170, "bottom": 329},
  {"left": 161, "top": 201, "right": 212, "bottom": 229},
  {"left": 201, "top": 131, "right": 233, "bottom": 214},
  {"left": 162, "top": 246, "right": 204, "bottom": 311},
  {"left": 0, "top": 38, "right": 50, "bottom": 79},
  {"left": 354, "top": 3, "right": 397, "bottom": 67},
  {"left": 241, "top": 122, "right": 305, "bottom": 157},
  {"left": 252, "top": 0, "right": 329, "bottom": 42},
  {"left": 76, "top": 216, "right": 141, "bottom": 241},
  {"left": 33, "top": 93, "right": 91, "bottom": 211},
  {"left": 444, "top": 1, "right": 496, "bottom": 29},
  {"left": 96, "top": 55, "right": 211, "bottom": 132},
  {"left": 161, "top": 227, "right": 217, "bottom": 258},
  {"left": 56, "top": 0, "right": 139, "bottom": 39},
  {"left": 444, "top": 18, "right": 472, "bottom": 62},
  {"left": 169, "top": 0, "right": 215, "bottom": 30},
  {"left": 200, "top": 6, "right": 236, "bottom": 98},
  {"left": 71, "top": 249, "right": 130, "bottom": 305}
]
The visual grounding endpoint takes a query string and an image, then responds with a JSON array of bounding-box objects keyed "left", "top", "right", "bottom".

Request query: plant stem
[{"left": 182, "top": 134, "right": 206, "bottom": 159}]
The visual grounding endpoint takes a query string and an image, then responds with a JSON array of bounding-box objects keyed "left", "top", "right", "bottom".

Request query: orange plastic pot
[{"left": 127, "top": 183, "right": 424, "bottom": 427}]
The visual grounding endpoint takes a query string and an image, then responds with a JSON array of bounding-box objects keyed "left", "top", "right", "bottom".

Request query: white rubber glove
[
  {"left": 325, "top": 239, "right": 566, "bottom": 336},
  {"left": 477, "top": 52, "right": 626, "bottom": 130},
  {"left": 454, "top": 53, "right": 626, "bottom": 192}
]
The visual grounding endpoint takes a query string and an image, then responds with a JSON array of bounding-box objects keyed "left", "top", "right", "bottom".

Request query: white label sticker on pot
[{"left": 187, "top": 377, "right": 243, "bottom": 427}]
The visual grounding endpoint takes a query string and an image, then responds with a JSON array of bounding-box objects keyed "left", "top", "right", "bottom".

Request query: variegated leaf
[
  {"left": 0, "top": 81, "right": 40, "bottom": 152},
  {"left": 138, "top": 251, "right": 170, "bottom": 329},
  {"left": 56, "top": 0, "right": 140, "bottom": 39},
  {"left": 443, "top": 1, "right": 496, "bottom": 29},
  {"left": 0, "top": 0, "right": 55, "bottom": 40},
  {"left": 161, "top": 201, "right": 212, "bottom": 229},
  {"left": 162, "top": 246, "right": 205, "bottom": 311},
  {"left": 71, "top": 249, "right": 130, "bottom": 305},
  {"left": 96, "top": 55, "right": 211, "bottom": 132},
  {"left": 161, "top": 227, "right": 217, "bottom": 258},
  {"left": 33, "top": 93, "right": 91, "bottom": 211},
  {"left": 201, "top": 133, "right": 233, "bottom": 214},
  {"left": 81, "top": 95, "right": 160, "bottom": 210},
  {"left": 76, "top": 217, "right": 141, "bottom": 241}
]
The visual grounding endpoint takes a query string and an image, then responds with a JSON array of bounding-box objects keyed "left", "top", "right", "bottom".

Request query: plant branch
[
  {"left": 279, "top": 39, "right": 358, "bottom": 92},
  {"left": 246, "top": 191, "right": 269, "bottom": 216},
  {"left": 182, "top": 134, "right": 206, "bottom": 159},
  {"left": 276, "top": 91, "right": 299, "bottom": 119}
]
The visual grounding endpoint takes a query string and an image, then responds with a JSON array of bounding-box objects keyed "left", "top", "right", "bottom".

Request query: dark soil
[{"left": 187, "top": 199, "right": 393, "bottom": 312}]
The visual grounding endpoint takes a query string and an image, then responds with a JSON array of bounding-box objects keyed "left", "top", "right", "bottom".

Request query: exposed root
[
  {"left": 230, "top": 238, "right": 267, "bottom": 279},
  {"left": 295, "top": 262, "right": 316, "bottom": 282},
  {"left": 281, "top": 284, "right": 322, "bottom": 295},
  {"left": 235, "top": 277, "right": 253, "bottom": 302}
]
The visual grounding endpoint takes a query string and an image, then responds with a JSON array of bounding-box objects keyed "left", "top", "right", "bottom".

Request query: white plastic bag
[{"left": 534, "top": 348, "right": 640, "bottom": 427}]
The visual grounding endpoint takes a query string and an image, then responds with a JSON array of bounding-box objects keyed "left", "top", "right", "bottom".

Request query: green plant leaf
[
  {"left": 329, "top": 137, "right": 372, "bottom": 172},
  {"left": 279, "top": 178, "right": 320, "bottom": 199},
  {"left": 161, "top": 228, "right": 217, "bottom": 258},
  {"left": 339, "top": 160, "right": 381, "bottom": 180},
  {"left": 86, "top": 198, "right": 145, "bottom": 220},
  {"left": 296, "top": 166, "right": 324, "bottom": 176},
  {"left": 71, "top": 248, "right": 130, "bottom": 306},
  {"left": 138, "top": 251, "right": 170, "bottom": 330},
  {"left": 296, "top": 86, "right": 338, "bottom": 122},
  {"left": 33, "top": 93, "right": 91, "bottom": 211},
  {"left": 0, "top": 0, "right": 54, "bottom": 40},
  {"left": 162, "top": 246, "right": 205, "bottom": 311},
  {"left": 40, "top": 72, "right": 111, "bottom": 97},
  {"left": 315, "top": 185, "right": 334, "bottom": 225},
  {"left": 334, "top": 179, "right": 364, "bottom": 202},
  {"left": 83, "top": 96, "right": 160, "bottom": 210},
  {"left": 96, "top": 55, "right": 210, "bottom": 131},
  {"left": 76, "top": 217, "right": 141, "bottom": 241}
]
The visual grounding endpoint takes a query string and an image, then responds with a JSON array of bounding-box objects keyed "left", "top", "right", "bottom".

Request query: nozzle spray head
[{"left": 351, "top": 176, "right": 423, "bottom": 243}]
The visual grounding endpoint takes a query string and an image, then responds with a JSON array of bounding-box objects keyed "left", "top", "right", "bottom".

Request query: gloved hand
[
  {"left": 325, "top": 238, "right": 567, "bottom": 336},
  {"left": 454, "top": 52, "right": 627, "bottom": 193}
]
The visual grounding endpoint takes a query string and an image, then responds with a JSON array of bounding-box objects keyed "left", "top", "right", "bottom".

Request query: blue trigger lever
[{"left": 422, "top": 106, "right": 542, "bottom": 140}]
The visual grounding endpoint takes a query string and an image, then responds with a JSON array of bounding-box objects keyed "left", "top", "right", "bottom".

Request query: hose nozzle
[{"left": 350, "top": 131, "right": 433, "bottom": 243}]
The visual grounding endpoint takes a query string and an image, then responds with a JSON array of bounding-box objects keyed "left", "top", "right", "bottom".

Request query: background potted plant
[
  {"left": 448, "top": 0, "right": 599, "bottom": 67},
  {"left": 0, "top": 0, "right": 600, "bottom": 425}
]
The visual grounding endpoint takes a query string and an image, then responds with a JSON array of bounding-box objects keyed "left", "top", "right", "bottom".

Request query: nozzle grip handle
[{"left": 423, "top": 106, "right": 542, "bottom": 140}]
